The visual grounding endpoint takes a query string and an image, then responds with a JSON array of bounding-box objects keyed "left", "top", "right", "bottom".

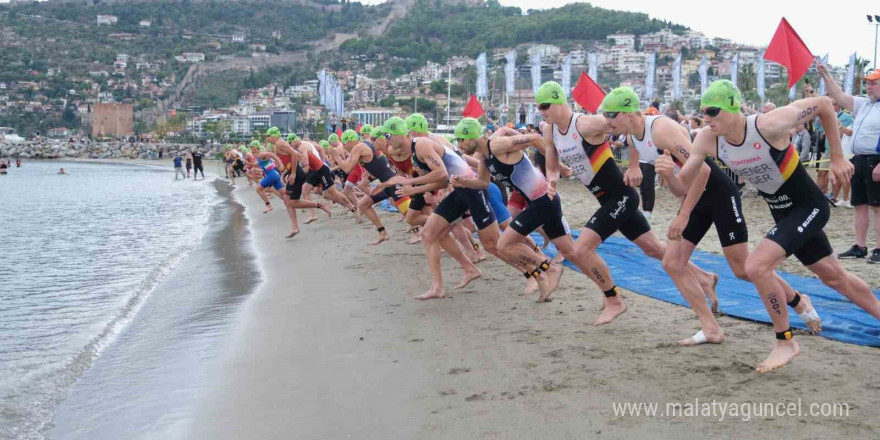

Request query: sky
[{"left": 361, "top": 0, "right": 880, "bottom": 68}]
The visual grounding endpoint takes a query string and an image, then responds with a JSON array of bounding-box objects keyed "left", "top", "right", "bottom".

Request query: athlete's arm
[
  {"left": 623, "top": 134, "right": 643, "bottom": 187},
  {"left": 492, "top": 126, "right": 520, "bottom": 137},
  {"left": 541, "top": 124, "right": 560, "bottom": 199},
  {"left": 759, "top": 96, "right": 854, "bottom": 185},
  {"left": 653, "top": 119, "right": 708, "bottom": 196},
  {"left": 332, "top": 144, "right": 363, "bottom": 174},
  {"left": 404, "top": 141, "right": 448, "bottom": 186},
  {"left": 295, "top": 145, "right": 310, "bottom": 169},
  {"left": 451, "top": 152, "right": 490, "bottom": 190},
  {"left": 460, "top": 152, "right": 480, "bottom": 169},
  {"left": 487, "top": 133, "right": 543, "bottom": 155},
  {"left": 817, "top": 61, "right": 854, "bottom": 111}
]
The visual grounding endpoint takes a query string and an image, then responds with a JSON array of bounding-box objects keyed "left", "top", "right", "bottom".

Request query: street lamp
[{"left": 869, "top": 15, "right": 880, "bottom": 70}]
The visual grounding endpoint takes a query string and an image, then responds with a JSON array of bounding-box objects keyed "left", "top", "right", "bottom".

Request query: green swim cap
[
  {"left": 601, "top": 87, "right": 640, "bottom": 113},
  {"left": 266, "top": 126, "right": 281, "bottom": 138},
  {"left": 241, "top": 147, "right": 250, "bottom": 154},
  {"left": 250, "top": 140, "right": 262, "bottom": 148},
  {"left": 455, "top": 117, "right": 483, "bottom": 140},
  {"left": 384, "top": 116, "right": 408, "bottom": 136},
  {"left": 360, "top": 124, "right": 372, "bottom": 135},
  {"left": 328, "top": 133, "right": 339, "bottom": 143},
  {"left": 286, "top": 133, "right": 300, "bottom": 142},
  {"left": 444, "top": 134, "right": 456, "bottom": 144},
  {"left": 371, "top": 126, "right": 386, "bottom": 138},
  {"left": 535, "top": 81, "right": 566, "bottom": 105},
  {"left": 225, "top": 144, "right": 232, "bottom": 150},
  {"left": 405, "top": 113, "right": 429, "bottom": 134},
  {"left": 341, "top": 129, "right": 359, "bottom": 143},
  {"left": 319, "top": 140, "right": 331, "bottom": 149},
  {"left": 701, "top": 80, "right": 742, "bottom": 114}
]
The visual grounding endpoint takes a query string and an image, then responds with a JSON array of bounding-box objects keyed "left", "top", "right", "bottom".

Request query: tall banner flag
[
  {"left": 730, "top": 53, "right": 739, "bottom": 86},
  {"left": 530, "top": 52, "right": 542, "bottom": 95},
  {"left": 764, "top": 17, "right": 814, "bottom": 88},
  {"left": 699, "top": 54, "right": 708, "bottom": 95},
  {"left": 844, "top": 52, "right": 856, "bottom": 95},
  {"left": 572, "top": 72, "right": 605, "bottom": 114},
  {"left": 476, "top": 53, "right": 488, "bottom": 99},
  {"left": 644, "top": 52, "right": 656, "bottom": 100},
  {"left": 318, "top": 69, "right": 327, "bottom": 105},
  {"left": 789, "top": 84, "right": 796, "bottom": 101},
  {"left": 505, "top": 50, "right": 516, "bottom": 95},
  {"left": 337, "top": 84, "right": 344, "bottom": 116},
  {"left": 818, "top": 53, "right": 829, "bottom": 95},
  {"left": 672, "top": 52, "right": 682, "bottom": 101},
  {"left": 561, "top": 54, "right": 573, "bottom": 96},
  {"left": 757, "top": 53, "right": 766, "bottom": 101},
  {"left": 588, "top": 52, "right": 599, "bottom": 83}
]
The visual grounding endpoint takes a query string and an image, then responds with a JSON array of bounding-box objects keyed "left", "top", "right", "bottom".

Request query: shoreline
[{"left": 188, "top": 177, "right": 880, "bottom": 439}]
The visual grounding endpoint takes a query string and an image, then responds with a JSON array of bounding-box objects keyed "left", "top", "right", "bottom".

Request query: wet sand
[{"left": 189, "top": 176, "right": 880, "bottom": 439}]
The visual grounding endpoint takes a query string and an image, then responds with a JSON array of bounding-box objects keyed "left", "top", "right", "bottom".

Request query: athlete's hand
[
  {"left": 873, "top": 163, "right": 880, "bottom": 183},
  {"left": 655, "top": 150, "right": 675, "bottom": 177},
  {"left": 624, "top": 166, "right": 643, "bottom": 187},
  {"left": 816, "top": 60, "right": 831, "bottom": 79},
  {"left": 828, "top": 156, "right": 854, "bottom": 187},
  {"left": 386, "top": 175, "right": 406, "bottom": 186},
  {"left": 667, "top": 214, "right": 688, "bottom": 241},
  {"left": 560, "top": 164, "right": 573, "bottom": 178},
  {"left": 449, "top": 175, "right": 465, "bottom": 188},
  {"left": 396, "top": 185, "right": 414, "bottom": 197},
  {"left": 369, "top": 185, "right": 385, "bottom": 196},
  {"left": 547, "top": 179, "right": 558, "bottom": 200}
]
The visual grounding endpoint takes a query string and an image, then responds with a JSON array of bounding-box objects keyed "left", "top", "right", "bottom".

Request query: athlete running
[
  {"left": 329, "top": 129, "right": 412, "bottom": 245},
  {"left": 382, "top": 117, "right": 563, "bottom": 300},
  {"left": 537, "top": 81, "right": 717, "bottom": 325},
  {"left": 289, "top": 133, "right": 357, "bottom": 219},
  {"left": 602, "top": 86, "right": 820, "bottom": 345},
  {"left": 686, "top": 80, "right": 877, "bottom": 372}
]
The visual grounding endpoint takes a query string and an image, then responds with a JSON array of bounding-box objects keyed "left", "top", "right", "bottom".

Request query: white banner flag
[
  {"left": 505, "top": 50, "right": 516, "bottom": 95},
  {"left": 588, "top": 53, "right": 598, "bottom": 84},
  {"left": 337, "top": 84, "right": 344, "bottom": 116},
  {"left": 818, "top": 54, "right": 829, "bottom": 95},
  {"left": 844, "top": 52, "right": 856, "bottom": 95},
  {"left": 531, "top": 52, "right": 541, "bottom": 95},
  {"left": 699, "top": 54, "right": 708, "bottom": 95},
  {"left": 561, "top": 54, "right": 572, "bottom": 96},
  {"left": 644, "top": 52, "right": 656, "bottom": 100},
  {"left": 789, "top": 84, "right": 796, "bottom": 101},
  {"left": 730, "top": 53, "right": 739, "bottom": 86},
  {"left": 757, "top": 53, "right": 765, "bottom": 101},
  {"left": 318, "top": 69, "right": 327, "bottom": 106},
  {"left": 476, "top": 53, "right": 488, "bottom": 99},
  {"left": 672, "top": 52, "right": 682, "bottom": 101}
]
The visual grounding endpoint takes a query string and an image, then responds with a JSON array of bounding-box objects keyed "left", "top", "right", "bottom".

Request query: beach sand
[{"left": 190, "top": 176, "right": 880, "bottom": 439}]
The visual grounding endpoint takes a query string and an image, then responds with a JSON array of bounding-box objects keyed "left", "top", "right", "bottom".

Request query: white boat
[{"left": 0, "top": 127, "right": 25, "bottom": 144}]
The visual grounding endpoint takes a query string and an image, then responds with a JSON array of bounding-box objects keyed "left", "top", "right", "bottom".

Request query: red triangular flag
[
  {"left": 356, "top": 123, "right": 362, "bottom": 134},
  {"left": 336, "top": 128, "right": 343, "bottom": 138},
  {"left": 462, "top": 94, "right": 485, "bottom": 118},
  {"left": 571, "top": 72, "right": 605, "bottom": 114},
  {"left": 764, "top": 18, "right": 814, "bottom": 88}
]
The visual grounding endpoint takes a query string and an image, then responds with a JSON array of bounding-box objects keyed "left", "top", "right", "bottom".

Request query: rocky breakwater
[{"left": 0, "top": 140, "right": 223, "bottom": 160}]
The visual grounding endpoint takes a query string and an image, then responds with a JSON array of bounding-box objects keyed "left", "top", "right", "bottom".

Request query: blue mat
[{"left": 377, "top": 201, "right": 880, "bottom": 346}]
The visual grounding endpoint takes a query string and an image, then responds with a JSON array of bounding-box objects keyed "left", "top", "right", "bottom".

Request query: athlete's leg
[
  {"left": 662, "top": 239, "right": 724, "bottom": 345},
  {"left": 569, "top": 229, "right": 626, "bottom": 325},
  {"left": 416, "top": 216, "right": 457, "bottom": 300},
  {"left": 807, "top": 255, "right": 880, "bottom": 318},
  {"left": 482, "top": 223, "right": 562, "bottom": 302},
  {"left": 358, "top": 195, "right": 389, "bottom": 245},
  {"left": 631, "top": 231, "right": 718, "bottom": 302}
]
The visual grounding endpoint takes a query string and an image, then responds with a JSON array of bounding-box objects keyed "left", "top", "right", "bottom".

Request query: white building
[
  {"left": 175, "top": 53, "right": 206, "bottom": 63},
  {"left": 569, "top": 49, "right": 587, "bottom": 65},
  {"left": 350, "top": 109, "right": 396, "bottom": 127},
  {"left": 97, "top": 15, "right": 118, "bottom": 25},
  {"left": 139, "top": 20, "right": 151, "bottom": 27},
  {"left": 232, "top": 33, "right": 246, "bottom": 43},
  {"left": 608, "top": 34, "right": 635, "bottom": 50},
  {"left": 232, "top": 117, "right": 251, "bottom": 135},
  {"left": 528, "top": 44, "right": 561, "bottom": 60},
  {"left": 116, "top": 54, "right": 130, "bottom": 62}
]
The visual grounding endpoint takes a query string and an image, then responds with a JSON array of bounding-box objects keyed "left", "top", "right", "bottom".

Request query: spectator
[
  {"left": 192, "top": 149, "right": 204, "bottom": 180},
  {"left": 688, "top": 116, "right": 703, "bottom": 140},
  {"left": 184, "top": 150, "right": 193, "bottom": 178},
  {"left": 791, "top": 123, "right": 812, "bottom": 160},
  {"left": 329, "top": 114, "right": 338, "bottom": 133},
  {"left": 518, "top": 103, "right": 526, "bottom": 124},
  {"left": 341, "top": 116, "right": 348, "bottom": 131},
  {"left": 173, "top": 154, "right": 185, "bottom": 180},
  {"left": 500, "top": 105, "right": 508, "bottom": 126},
  {"left": 818, "top": 63, "right": 880, "bottom": 262}
]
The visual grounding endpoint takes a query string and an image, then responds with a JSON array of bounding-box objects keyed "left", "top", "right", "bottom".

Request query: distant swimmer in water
[
  {"left": 58, "top": 167, "right": 66, "bottom": 175},
  {"left": 0, "top": 160, "right": 8, "bottom": 174}
]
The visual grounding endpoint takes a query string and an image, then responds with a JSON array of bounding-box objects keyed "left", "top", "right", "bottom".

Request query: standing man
[
  {"left": 173, "top": 153, "right": 185, "bottom": 180},
  {"left": 192, "top": 148, "right": 204, "bottom": 180},
  {"left": 819, "top": 64, "right": 880, "bottom": 261}
]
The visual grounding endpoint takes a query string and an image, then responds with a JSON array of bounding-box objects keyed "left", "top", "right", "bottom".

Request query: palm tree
[{"left": 854, "top": 56, "right": 872, "bottom": 95}]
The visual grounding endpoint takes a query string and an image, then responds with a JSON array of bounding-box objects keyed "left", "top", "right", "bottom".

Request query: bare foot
[
  {"left": 371, "top": 231, "right": 390, "bottom": 245},
  {"left": 415, "top": 287, "right": 446, "bottom": 300},
  {"left": 793, "top": 293, "right": 822, "bottom": 334},
  {"left": 699, "top": 273, "right": 719, "bottom": 313},
  {"left": 285, "top": 230, "right": 300, "bottom": 238},
  {"left": 263, "top": 205, "right": 273, "bottom": 214},
  {"left": 523, "top": 276, "right": 538, "bottom": 296},
  {"left": 407, "top": 234, "right": 422, "bottom": 244},
  {"left": 305, "top": 216, "right": 318, "bottom": 224},
  {"left": 455, "top": 269, "right": 482, "bottom": 289},
  {"left": 546, "top": 264, "right": 564, "bottom": 294},
  {"left": 592, "top": 299, "right": 627, "bottom": 326},
  {"left": 677, "top": 329, "right": 725, "bottom": 346},
  {"left": 757, "top": 339, "right": 800, "bottom": 373},
  {"left": 319, "top": 204, "right": 332, "bottom": 218}
]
